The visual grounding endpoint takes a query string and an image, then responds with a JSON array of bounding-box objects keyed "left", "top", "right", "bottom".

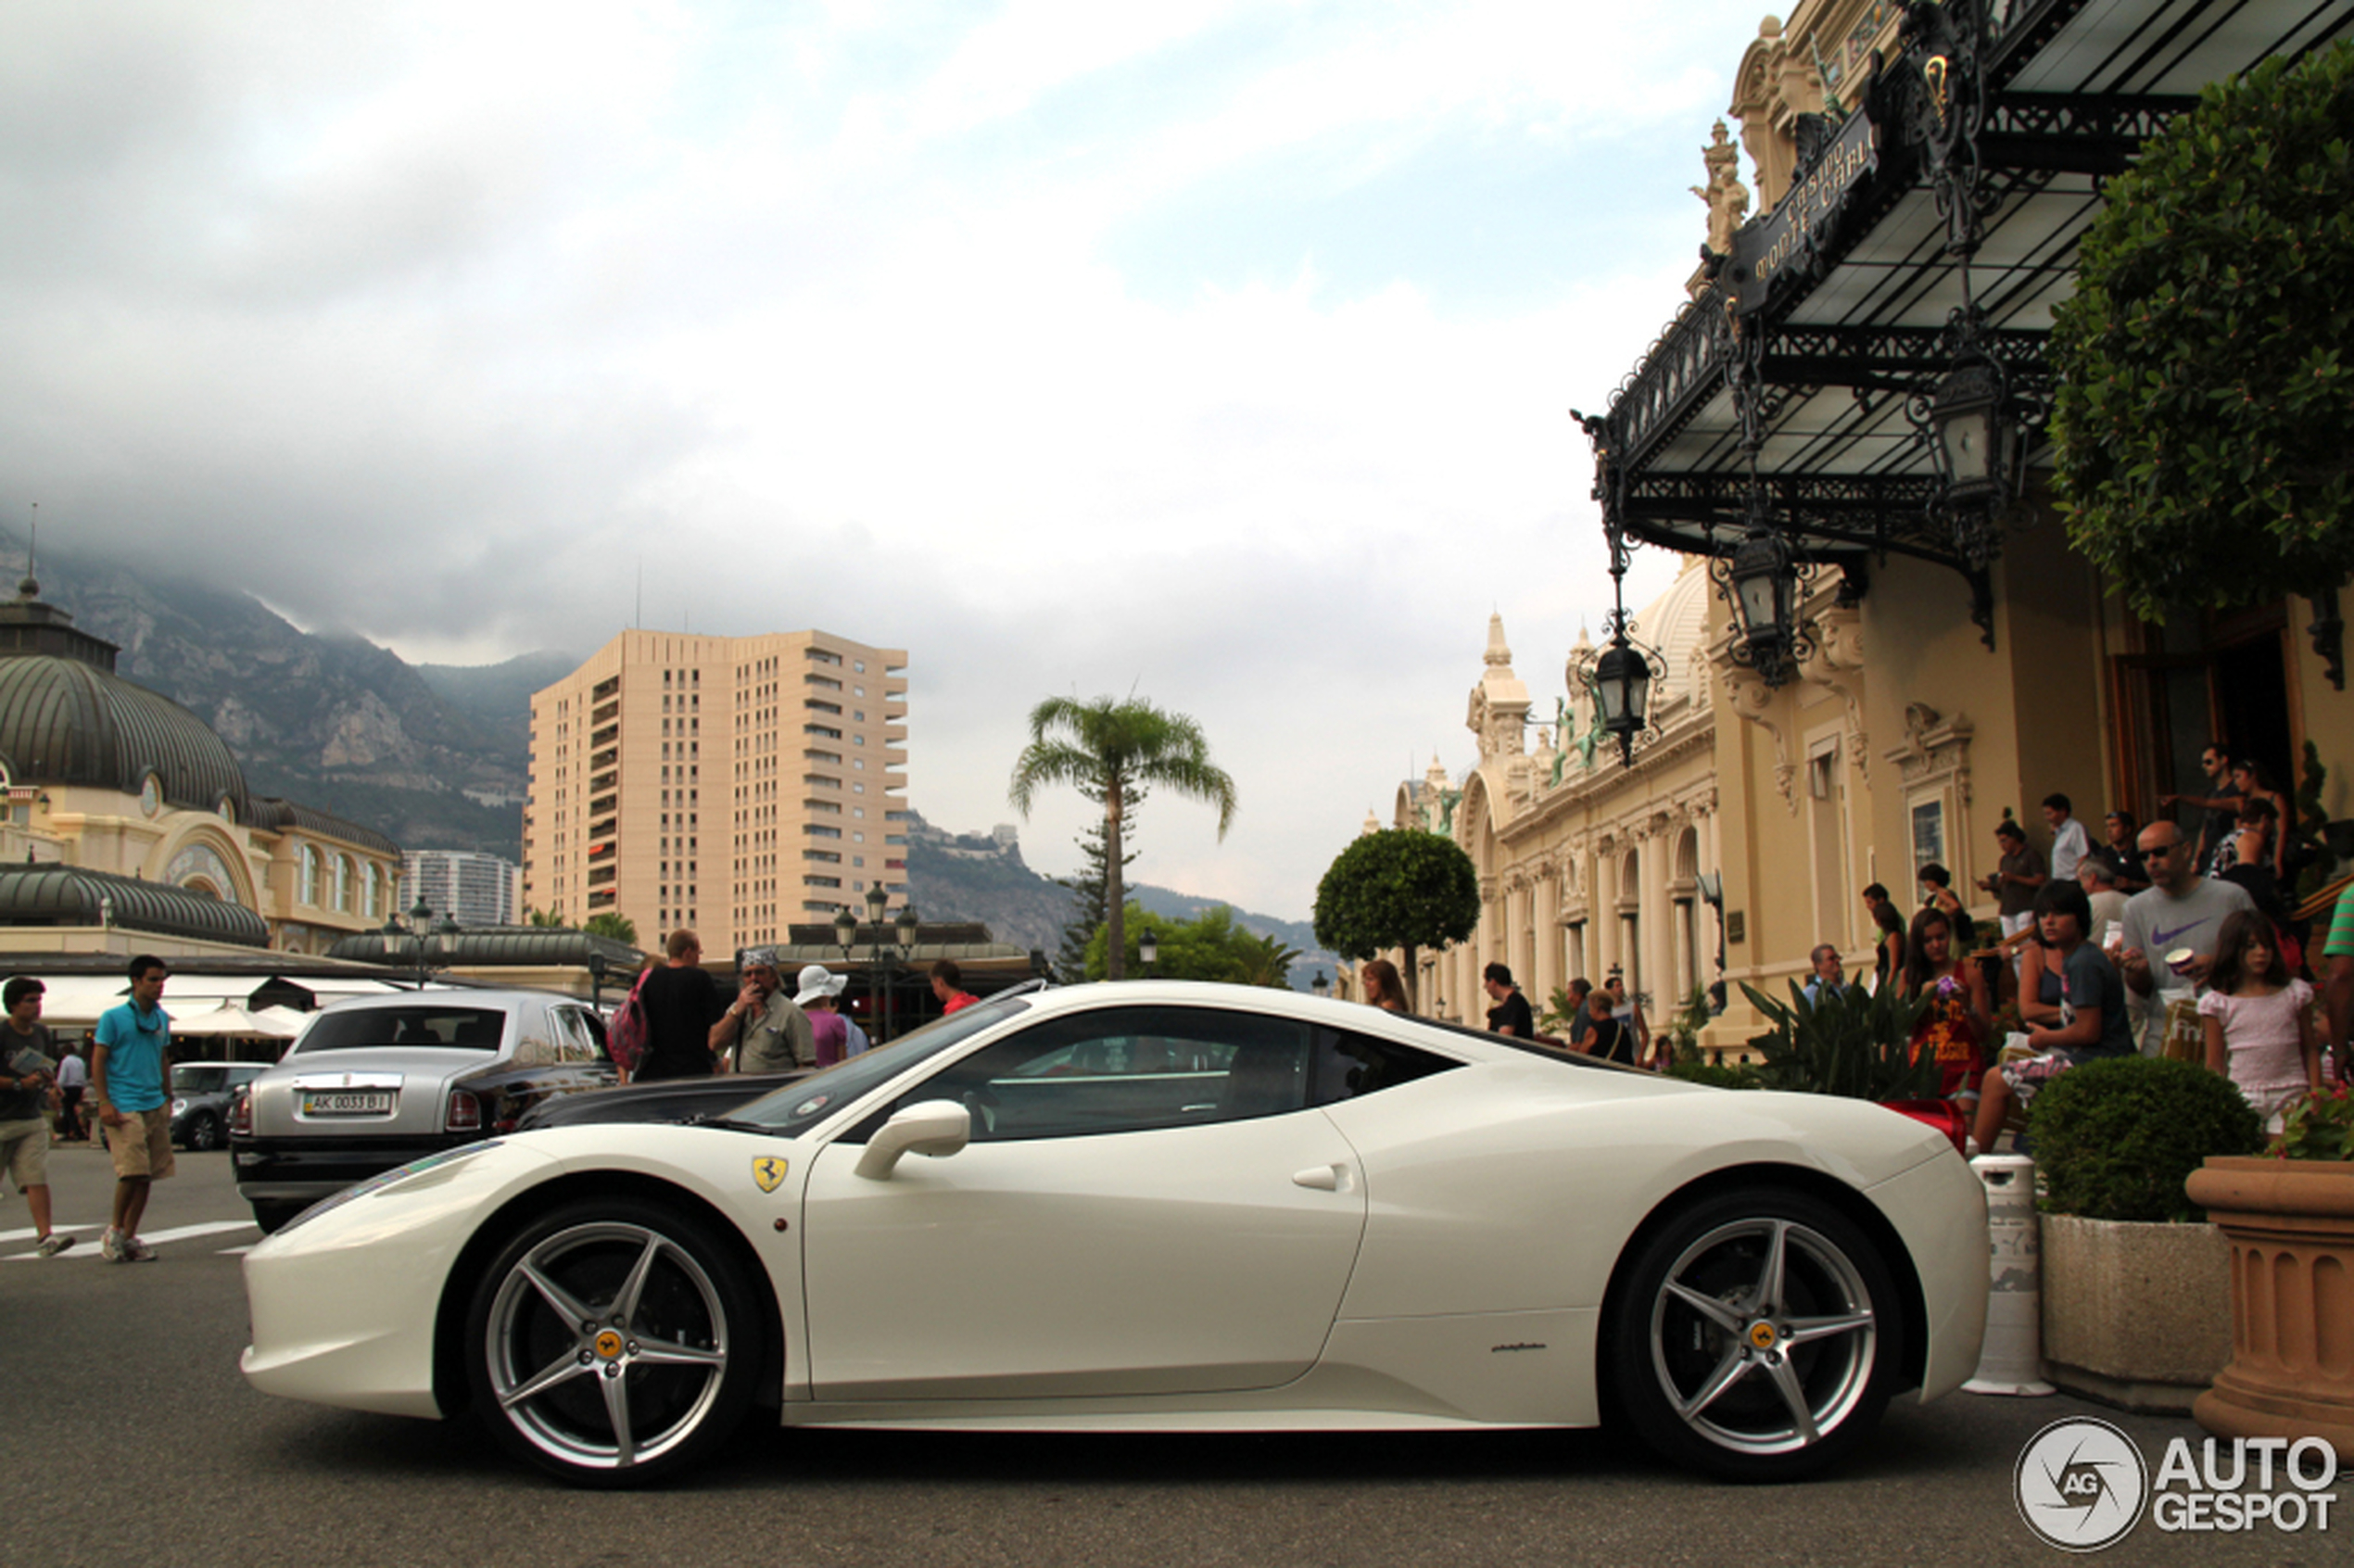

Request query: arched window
[
  {"left": 299, "top": 845, "right": 321, "bottom": 907},
  {"left": 363, "top": 863, "right": 381, "bottom": 918},
  {"left": 335, "top": 855, "right": 354, "bottom": 914}
]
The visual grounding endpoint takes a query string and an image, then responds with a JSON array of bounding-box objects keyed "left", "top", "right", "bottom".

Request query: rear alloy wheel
[
  {"left": 464, "top": 1197, "right": 759, "bottom": 1486},
  {"left": 1609, "top": 1189, "right": 1902, "bottom": 1482}
]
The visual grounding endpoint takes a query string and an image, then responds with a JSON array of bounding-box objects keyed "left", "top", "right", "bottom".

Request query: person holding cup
[{"left": 2116, "top": 820, "right": 2256, "bottom": 1000}]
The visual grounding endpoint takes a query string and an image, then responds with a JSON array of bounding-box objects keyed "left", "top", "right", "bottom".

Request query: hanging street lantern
[
  {"left": 1714, "top": 521, "right": 1812, "bottom": 688},
  {"left": 1927, "top": 348, "right": 2007, "bottom": 506},
  {"left": 1592, "top": 636, "right": 1652, "bottom": 754}
]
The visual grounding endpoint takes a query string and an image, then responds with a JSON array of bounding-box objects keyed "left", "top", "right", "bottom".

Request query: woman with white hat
[{"left": 793, "top": 964, "right": 864, "bottom": 1066}]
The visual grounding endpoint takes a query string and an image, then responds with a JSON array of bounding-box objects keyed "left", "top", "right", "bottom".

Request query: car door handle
[{"left": 1292, "top": 1165, "right": 1346, "bottom": 1191}]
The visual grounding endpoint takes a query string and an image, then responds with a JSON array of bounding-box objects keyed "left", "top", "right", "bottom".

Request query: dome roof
[
  {"left": 0, "top": 865, "right": 269, "bottom": 946},
  {"left": 0, "top": 654, "right": 250, "bottom": 815}
]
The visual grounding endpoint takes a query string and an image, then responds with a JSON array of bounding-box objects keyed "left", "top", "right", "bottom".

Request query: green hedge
[{"left": 2028, "top": 1056, "right": 2263, "bottom": 1222}]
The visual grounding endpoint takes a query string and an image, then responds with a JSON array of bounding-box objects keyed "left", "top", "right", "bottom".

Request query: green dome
[{"left": 0, "top": 654, "right": 249, "bottom": 816}]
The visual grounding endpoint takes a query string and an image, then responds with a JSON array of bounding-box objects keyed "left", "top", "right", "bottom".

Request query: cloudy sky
[{"left": 1, "top": 0, "right": 1766, "bottom": 921}]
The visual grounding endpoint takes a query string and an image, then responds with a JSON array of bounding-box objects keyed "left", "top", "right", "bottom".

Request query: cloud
[{"left": 0, "top": 0, "right": 1762, "bottom": 917}]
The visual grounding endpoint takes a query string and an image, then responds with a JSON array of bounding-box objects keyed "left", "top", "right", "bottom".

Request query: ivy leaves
[{"left": 2050, "top": 44, "right": 2354, "bottom": 619}]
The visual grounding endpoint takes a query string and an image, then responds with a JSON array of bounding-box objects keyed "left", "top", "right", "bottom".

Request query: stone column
[{"left": 1533, "top": 862, "right": 1561, "bottom": 1008}]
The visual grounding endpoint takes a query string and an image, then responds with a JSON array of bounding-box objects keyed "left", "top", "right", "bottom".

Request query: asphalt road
[{"left": 2, "top": 1143, "right": 2338, "bottom": 1568}]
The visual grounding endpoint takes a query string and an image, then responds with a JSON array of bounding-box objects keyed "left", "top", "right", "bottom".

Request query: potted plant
[
  {"left": 1739, "top": 979, "right": 1936, "bottom": 1099},
  {"left": 2186, "top": 1081, "right": 2354, "bottom": 1454},
  {"left": 1736, "top": 980, "right": 1962, "bottom": 1144},
  {"left": 2031, "top": 1057, "right": 2264, "bottom": 1410}
]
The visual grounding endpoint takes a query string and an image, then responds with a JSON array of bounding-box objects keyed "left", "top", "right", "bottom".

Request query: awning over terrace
[{"left": 1579, "top": 0, "right": 2353, "bottom": 635}]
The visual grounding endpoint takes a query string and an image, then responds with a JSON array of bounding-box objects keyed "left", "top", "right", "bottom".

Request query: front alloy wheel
[
  {"left": 1611, "top": 1190, "right": 1902, "bottom": 1482},
  {"left": 465, "top": 1199, "right": 758, "bottom": 1486}
]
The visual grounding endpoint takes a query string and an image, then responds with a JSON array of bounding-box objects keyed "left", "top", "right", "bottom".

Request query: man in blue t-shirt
[{"left": 91, "top": 955, "right": 175, "bottom": 1263}]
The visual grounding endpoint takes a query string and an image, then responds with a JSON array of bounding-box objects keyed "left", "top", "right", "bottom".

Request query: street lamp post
[
  {"left": 1138, "top": 928, "right": 1158, "bottom": 979},
  {"left": 835, "top": 891, "right": 921, "bottom": 1043},
  {"left": 380, "top": 893, "right": 442, "bottom": 989}
]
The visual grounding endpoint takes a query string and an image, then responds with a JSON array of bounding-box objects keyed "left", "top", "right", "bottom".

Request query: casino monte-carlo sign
[{"left": 1728, "top": 111, "right": 1880, "bottom": 316}]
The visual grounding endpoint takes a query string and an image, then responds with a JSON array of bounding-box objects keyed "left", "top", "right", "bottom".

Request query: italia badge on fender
[{"left": 753, "top": 1155, "right": 789, "bottom": 1193}]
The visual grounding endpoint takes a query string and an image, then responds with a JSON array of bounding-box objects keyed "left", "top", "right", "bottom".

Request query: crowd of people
[
  {"left": 1797, "top": 753, "right": 2344, "bottom": 1154},
  {"left": 615, "top": 927, "right": 986, "bottom": 1081}
]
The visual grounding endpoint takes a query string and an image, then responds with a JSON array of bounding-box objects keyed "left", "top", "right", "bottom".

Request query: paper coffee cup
[{"left": 2164, "top": 945, "right": 2196, "bottom": 976}]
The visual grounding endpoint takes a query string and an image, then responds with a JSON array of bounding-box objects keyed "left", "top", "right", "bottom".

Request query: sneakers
[
  {"left": 98, "top": 1228, "right": 158, "bottom": 1262},
  {"left": 36, "top": 1233, "right": 77, "bottom": 1258}
]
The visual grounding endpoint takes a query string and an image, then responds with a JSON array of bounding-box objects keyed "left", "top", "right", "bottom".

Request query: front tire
[
  {"left": 463, "top": 1196, "right": 759, "bottom": 1487},
  {"left": 1608, "top": 1188, "right": 1903, "bottom": 1482},
  {"left": 187, "top": 1114, "right": 221, "bottom": 1152}
]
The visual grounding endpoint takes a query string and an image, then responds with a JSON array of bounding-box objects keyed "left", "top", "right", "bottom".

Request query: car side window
[
  {"left": 902, "top": 1005, "right": 1313, "bottom": 1142},
  {"left": 513, "top": 1020, "right": 556, "bottom": 1067},
  {"left": 1305, "top": 1025, "right": 1461, "bottom": 1106},
  {"left": 556, "top": 1007, "right": 605, "bottom": 1063}
]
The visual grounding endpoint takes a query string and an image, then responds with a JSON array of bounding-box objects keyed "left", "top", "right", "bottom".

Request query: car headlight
[{"left": 171, "top": 1098, "right": 187, "bottom": 1116}]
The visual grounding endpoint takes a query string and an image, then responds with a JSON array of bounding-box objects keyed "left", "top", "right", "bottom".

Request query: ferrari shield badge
[{"left": 752, "top": 1155, "right": 789, "bottom": 1193}]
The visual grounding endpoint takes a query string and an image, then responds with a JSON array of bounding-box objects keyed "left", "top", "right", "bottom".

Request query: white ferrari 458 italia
[{"left": 240, "top": 981, "right": 1988, "bottom": 1486}]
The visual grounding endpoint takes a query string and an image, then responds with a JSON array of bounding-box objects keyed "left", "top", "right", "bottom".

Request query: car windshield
[
  {"left": 172, "top": 1065, "right": 238, "bottom": 1093},
  {"left": 728, "top": 993, "right": 1031, "bottom": 1138},
  {"left": 295, "top": 1006, "right": 510, "bottom": 1053}
]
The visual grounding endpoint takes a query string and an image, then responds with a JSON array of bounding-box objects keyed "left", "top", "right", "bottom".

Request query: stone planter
[
  {"left": 2039, "top": 1213, "right": 2232, "bottom": 1411},
  {"left": 2183, "top": 1156, "right": 2354, "bottom": 1457}
]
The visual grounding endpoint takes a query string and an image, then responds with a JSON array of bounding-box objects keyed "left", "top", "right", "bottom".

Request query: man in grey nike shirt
[{"left": 2117, "top": 819, "right": 2255, "bottom": 996}]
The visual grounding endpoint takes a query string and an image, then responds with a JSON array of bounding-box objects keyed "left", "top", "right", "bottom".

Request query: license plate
[{"left": 301, "top": 1091, "right": 394, "bottom": 1116}]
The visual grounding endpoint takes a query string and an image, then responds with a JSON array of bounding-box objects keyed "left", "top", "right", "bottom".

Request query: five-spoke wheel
[
  {"left": 464, "top": 1197, "right": 759, "bottom": 1486},
  {"left": 1610, "top": 1189, "right": 1902, "bottom": 1482}
]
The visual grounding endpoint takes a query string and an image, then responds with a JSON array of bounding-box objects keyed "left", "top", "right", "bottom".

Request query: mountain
[
  {"left": 5, "top": 530, "right": 573, "bottom": 862},
  {"left": 415, "top": 651, "right": 582, "bottom": 762},
  {"left": 905, "top": 813, "right": 1336, "bottom": 985}
]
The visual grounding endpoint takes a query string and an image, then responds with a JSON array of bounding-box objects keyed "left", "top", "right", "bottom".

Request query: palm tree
[
  {"left": 583, "top": 911, "right": 639, "bottom": 946},
  {"left": 1008, "top": 696, "right": 1237, "bottom": 980}
]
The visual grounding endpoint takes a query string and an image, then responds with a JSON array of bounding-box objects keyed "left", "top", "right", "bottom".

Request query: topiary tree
[
  {"left": 2029, "top": 1056, "right": 2264, "bottom": 1223},
  {"left": 1311, "top": 829, "right": 1480, "bottom": 1012},
  {"left": 2049, "top": 43, "right": 2354, "bottom": 618}
]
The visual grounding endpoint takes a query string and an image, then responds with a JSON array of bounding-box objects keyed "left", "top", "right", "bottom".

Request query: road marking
[
  {"left": 3, "top": 1219, "right": 256, "bottom": 1261},
  {"left": 0, "top": 1224, "right": 99, "bottom": 1244}
]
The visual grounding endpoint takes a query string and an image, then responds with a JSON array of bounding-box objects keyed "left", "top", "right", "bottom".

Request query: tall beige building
[{"left": 524, "top": 628, "right": 908, "bottom": 955}]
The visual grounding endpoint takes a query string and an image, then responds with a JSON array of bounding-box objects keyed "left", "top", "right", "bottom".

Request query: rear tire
[
  {"left": 1607, "top": 1188, "right": 1903, "bottom": 1483},
  {"left": 462, "top": 1195, "right": 760, "bottom": 1487},
  {"left": 250, "top": 1201, "right": 308, "bottom": 1235}
]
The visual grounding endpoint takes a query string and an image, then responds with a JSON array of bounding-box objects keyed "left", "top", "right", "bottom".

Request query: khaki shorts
[
  {"left": 108, "top": 1106, "right": 175, "bottom": 1182},
  {"left": 0, "top": 1118, "right": 47, "bottom": 1190}
]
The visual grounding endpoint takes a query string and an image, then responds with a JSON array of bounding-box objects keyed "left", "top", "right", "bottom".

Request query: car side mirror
[{"left": 854, "top": 1099, "right": 971, "bottom": 1181}]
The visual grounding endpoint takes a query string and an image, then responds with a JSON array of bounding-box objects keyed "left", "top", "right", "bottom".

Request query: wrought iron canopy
[{"left": 1581, "top": 0, "right": 2353, "bottom": 590}]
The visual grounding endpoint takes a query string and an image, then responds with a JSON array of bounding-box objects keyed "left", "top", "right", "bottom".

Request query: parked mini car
[
  {"left": 171, "top": 1061, "right": 272, "bottom": 1151},
  {"left": 231, "top": 989, "right": 616, "bottom": 1233}
]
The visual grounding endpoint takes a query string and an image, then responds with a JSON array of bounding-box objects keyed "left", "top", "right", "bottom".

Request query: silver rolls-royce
[{"left": 231, "top": 989, "right": 617, "bottom": 1233}]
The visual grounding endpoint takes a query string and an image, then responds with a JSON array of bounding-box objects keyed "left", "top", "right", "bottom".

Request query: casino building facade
[{"left": 1368, "top": 0, "right": 2353, "bottom": 1049}]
